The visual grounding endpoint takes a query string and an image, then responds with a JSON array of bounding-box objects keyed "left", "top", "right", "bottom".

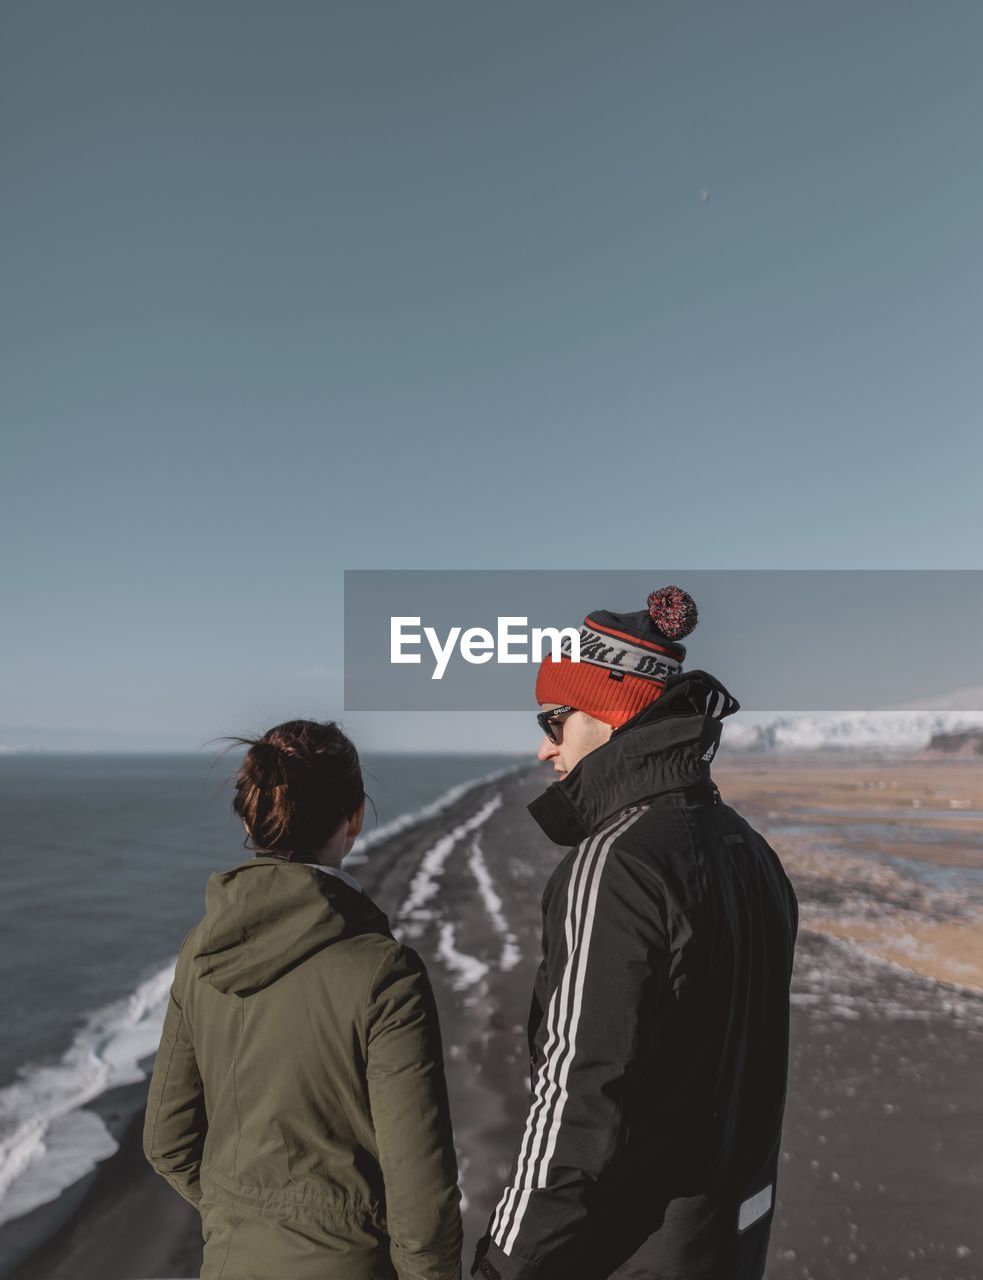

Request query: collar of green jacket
[
  {"left": 194, "top": 856, "right": 390, "bottom": 996},
  {"left": 528, "top": 669, "right": 741, "bottom": 846}
]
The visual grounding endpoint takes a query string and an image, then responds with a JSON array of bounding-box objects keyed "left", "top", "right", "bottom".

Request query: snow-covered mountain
[{"left": 721, "top": 708, "right": 983, "bottom": 754}]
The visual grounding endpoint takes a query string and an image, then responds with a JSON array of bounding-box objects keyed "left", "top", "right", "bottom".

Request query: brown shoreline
[{"left": 714, "top": 754, "right": 983, "bottom": 821}]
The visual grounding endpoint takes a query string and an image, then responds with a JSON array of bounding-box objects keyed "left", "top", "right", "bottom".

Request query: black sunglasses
[{"left": 536, "top": 705, "right": 577, "bottom": 744}]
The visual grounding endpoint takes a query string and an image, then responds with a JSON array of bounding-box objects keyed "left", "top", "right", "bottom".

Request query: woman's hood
[{"left": 193, "top": 856, "right": 389, "bottom": 996}]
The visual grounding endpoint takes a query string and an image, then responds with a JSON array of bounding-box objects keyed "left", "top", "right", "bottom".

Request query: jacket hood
[
  {"left": 528, "top": 669, "right": 740, "bottom": 846},
  {"left": 193, "top": 856, "right": 389, "bottom": 996}
]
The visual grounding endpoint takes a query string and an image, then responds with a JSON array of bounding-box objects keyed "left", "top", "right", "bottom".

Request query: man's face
[{"left": 537, "top": 703, "right": 614, "bottom": 779}]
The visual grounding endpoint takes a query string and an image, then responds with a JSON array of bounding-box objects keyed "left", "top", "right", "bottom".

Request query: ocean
[{"left": 0, "top": 751, "right": 524, "bottom": 1232}]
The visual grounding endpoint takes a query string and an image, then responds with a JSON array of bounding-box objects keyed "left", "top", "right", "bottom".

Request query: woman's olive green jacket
[{"left": 143, "top": 856, "right": 462, "bottom": 1280}]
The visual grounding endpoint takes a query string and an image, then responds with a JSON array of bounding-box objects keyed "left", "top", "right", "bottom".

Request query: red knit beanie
[{"left": 536, "top": 585, "right": 699, "bottom": 728}]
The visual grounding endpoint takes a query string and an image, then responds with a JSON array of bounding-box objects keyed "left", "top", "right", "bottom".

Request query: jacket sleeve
[
  {"left": 474, "top": 815, "right": 665, "bottom": 1280},
  {"left": 367, "top": 943, "right": 463, "bottom": 1280},
  {"left": 143, "top": 988, "right": 207, "bottom": 1207}
]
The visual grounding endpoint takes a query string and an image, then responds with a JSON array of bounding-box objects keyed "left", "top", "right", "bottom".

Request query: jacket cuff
[{"left": 472, "top": 1233, "right": 539, "bottom": 1280}]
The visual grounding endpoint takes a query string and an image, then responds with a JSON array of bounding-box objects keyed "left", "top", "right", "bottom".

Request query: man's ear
[
  {"left": 347, "top": 800, "right": 366, "bottom": 840},
  {"left": 586, "top": 712, "right": 616, "bottom": 742}
]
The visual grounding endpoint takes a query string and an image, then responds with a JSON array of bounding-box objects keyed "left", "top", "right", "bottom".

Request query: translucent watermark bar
[{"left": 344, "top": 570, "right": 983, "bottom": 712}]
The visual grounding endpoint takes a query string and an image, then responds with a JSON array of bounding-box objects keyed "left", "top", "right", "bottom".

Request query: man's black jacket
[{"left": 474, "top": 670, "right": 798, "bottom": 1280}]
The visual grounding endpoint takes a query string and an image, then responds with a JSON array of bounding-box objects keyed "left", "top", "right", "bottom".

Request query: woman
[{"left": 144, "top": 720, "right": 462, "bottom": 1280}]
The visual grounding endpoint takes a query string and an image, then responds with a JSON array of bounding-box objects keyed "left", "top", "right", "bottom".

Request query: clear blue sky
[{"left": 2, "top": 1, "right": 981, "bottom": 750}]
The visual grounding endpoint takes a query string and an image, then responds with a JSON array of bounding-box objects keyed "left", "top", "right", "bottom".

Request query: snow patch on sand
[
  {"left": 468, "top": 838, "right": 521, "bottom": 971},
  {"left": 438, "top": 923, "right": 490, "bottom": 991},
  {"left": 400, "top": 794, "right": 503, "bottom": 918}
]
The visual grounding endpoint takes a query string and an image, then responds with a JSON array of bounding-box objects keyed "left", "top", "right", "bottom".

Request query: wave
[
  {"left": 0, "top": 963, "right": 174, "bottom": 1227},
  {"left": 0, "top": 762, "right": 523, "bottom": 1228}
]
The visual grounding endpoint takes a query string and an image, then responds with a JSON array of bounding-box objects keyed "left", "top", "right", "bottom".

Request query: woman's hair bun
[
  {"left": 241, "top": 740, "right": 282, "bottom": 786},
  {"left": 225, "top": 721, "right": 365, "bottom": 859}
]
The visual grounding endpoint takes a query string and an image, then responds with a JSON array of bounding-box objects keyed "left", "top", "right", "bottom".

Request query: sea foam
[{"left": 0, "top": 962, "right": 174, "bottom": 1226}]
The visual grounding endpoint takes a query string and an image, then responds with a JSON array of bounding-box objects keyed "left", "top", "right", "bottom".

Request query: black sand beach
[{"left": 4, "top": 761, "right": 983, "bottom": 1280}]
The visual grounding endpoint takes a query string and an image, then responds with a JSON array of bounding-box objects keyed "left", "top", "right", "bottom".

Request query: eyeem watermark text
[{"left": 391, "top": 616, "right": 581, "bottom": 680}]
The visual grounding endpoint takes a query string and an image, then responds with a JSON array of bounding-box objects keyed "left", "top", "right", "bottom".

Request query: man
[{"left": 473, "top": 586, "right": 798, "bottom": 1280}]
